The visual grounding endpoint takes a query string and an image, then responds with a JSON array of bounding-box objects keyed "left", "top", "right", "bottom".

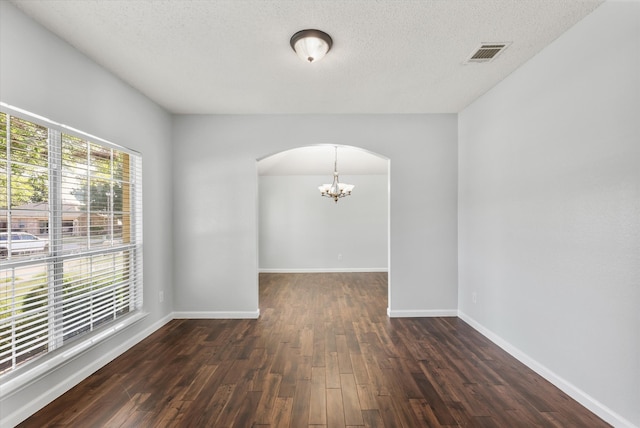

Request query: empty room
[{"left": 0, "top": 1, "right": 638, "bottom": 427}]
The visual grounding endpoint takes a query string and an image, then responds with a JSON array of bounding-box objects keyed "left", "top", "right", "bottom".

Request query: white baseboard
[
  {"left": 387, "top": 308, "right": 458, "bottom": 318},
  {"left": 259, "top": 268, "right": 388, "bottom": 273},
  {"left": 458, "top": 311, "right": 637, "bottom": 428},
  {"left": 173, "top": 309, "right": 260, "bottom": 319},
  {"left": 2, "top": 312, "right": 174, "bottom": 428}
]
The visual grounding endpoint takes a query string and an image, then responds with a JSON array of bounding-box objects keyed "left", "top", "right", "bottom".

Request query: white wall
[
  {"left": 172, "top": 114, "right": 458, "bottom": 317},
  {"left": 0, "top": 3, "right": 174, "bottom": 425},
  {"left": 458, "top": 2, "right": 640, "bottom": 426},
  {"left": 259, "top": 174, "right": 388, "bottom": 271}
]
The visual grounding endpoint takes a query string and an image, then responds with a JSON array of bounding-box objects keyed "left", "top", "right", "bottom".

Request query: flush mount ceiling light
[
  {"left": 290, "top": 29, "right": 333, "bottom": 63},
  {"left": 319, "top": 146, "right": 354, "bottom": 203}
]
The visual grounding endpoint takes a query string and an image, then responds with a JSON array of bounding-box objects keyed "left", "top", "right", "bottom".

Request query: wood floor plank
[
  {"left": 350, "top": 351, "right": 371, "bottom": 385},
  {"left": 376, "top": 394, "right": 405, "bottom": 428},
  {"left": 336, "top": 334, "right": 353, "bottom": 374},
  {"left": 326, "top": 351, "right": 342, "bottom": 389},
  {"left": 291, "top": 378, "right": 312, "bottom": 428},
  {"left": 409, "top": 398, "right": 445, "bottom": 427},
  {"left": 146, "top": 386, "right": 188, "bottom": 427},
  {"left": 192, "top": 383, "right": 235, "bottom": 426},
  {"left": 326, "top": 388, "right": 346, "bottom": 428},
  {"left": 361, "top": 408, "right": 385, "bottom": 428},
  {"left": 103, "top": 392, "right": 150, "bottom": 427},
  {"left": 297, "top": 354, "right": 313, "bottom": 382},
  {"left": 309, "top": 366, "right": 328, "bottom": 425},
  {"left": 271, "top": 396, "right": 294, "bottom": 427},
  {"left": 229, "top": 390, "right": 261, "bottom": 427},
  {"left": 254, "top": 373, "right": 282, "bottom": 425},
  {"left": 18, "top": 272, "right": 611, "bottom": 428},
  {"left": 356, "top": 383, "right": 378, "bottom": 411},
  {"left": 412, "top": 371, "right": 460, "bottom": 425},
  {"left": 301, "top": 325, "right": 314, "bottom": 357},
  {"left": 312, "top": 321, "right": 326, "bottom": 367},
  {"left": 340, "top": 373, "right": 364, "bottom": 426}
]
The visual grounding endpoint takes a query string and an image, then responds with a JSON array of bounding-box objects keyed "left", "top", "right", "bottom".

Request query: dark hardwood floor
[{"left": 19, "top": 272, "right": 609, "bottom": 427}]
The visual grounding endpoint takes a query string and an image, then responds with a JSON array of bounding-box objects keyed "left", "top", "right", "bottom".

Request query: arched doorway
[{"left": 257, "top": 145, "right": 391, "bottom": 311}]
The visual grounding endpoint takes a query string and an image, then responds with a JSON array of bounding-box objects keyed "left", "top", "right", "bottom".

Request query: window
[{"left": 0, "top": 107, "right": 143, "bottom": 376}]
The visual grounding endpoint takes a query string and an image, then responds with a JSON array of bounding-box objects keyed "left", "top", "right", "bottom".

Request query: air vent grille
[{"left": 466, "top": 43, "right": 510, "bottom": 63}]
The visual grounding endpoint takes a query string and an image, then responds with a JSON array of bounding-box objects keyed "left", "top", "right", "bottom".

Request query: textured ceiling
[{"left": 11, "top": 0, "right": 603, "bottom": 115}]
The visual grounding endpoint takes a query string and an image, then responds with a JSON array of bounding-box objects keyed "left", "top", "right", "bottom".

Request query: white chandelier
[{"left": 318, "top": 146, "right": 354, "bottom": 203}]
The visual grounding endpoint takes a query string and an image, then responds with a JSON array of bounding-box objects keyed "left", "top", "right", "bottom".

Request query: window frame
[{"left": 0, "top": 103, "right": 144, "bottom": 392}]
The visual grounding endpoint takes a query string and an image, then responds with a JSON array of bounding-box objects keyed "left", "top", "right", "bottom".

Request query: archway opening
[{"left": 257, "top": 144, "right": 391, "bottom": 312}]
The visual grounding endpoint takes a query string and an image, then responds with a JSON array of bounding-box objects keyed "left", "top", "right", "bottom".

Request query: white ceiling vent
[{"left": 465, "top": 43, "right": 511, "bottom": 64}]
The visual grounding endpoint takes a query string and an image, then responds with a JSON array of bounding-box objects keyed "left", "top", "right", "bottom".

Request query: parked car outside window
[{"left": 0, "top": 232, "right": 49, "bottom": 258}]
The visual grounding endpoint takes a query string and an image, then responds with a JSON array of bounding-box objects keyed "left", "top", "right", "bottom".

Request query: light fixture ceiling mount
[{"left": 290, "top": 29, "right": 333, "bottom": 63}]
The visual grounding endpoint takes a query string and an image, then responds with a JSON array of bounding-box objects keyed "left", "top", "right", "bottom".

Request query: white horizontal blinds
[
  {"left": 60, "top": 134, "right": 89, "bottom": 252},
  {"left": 88, "top": 142, "right": 110, "bottom": 245},
  {"left": 1, "top": 113, "right": 51, "bottom": 372},
  {"left": 130, "top": 155, "right": 143, "bottom": 312},
  {"left": 60, "top": 137, "right": 134, "bottom": 250},
  {"left": 57, "top": 251, "right": 135, "bottom": 342},
  {"left": 0, "top": 265, "right": 50, "bottom": 373},
  {"left": 0, "top": 108, "right": 143, "bottom": 376},
  {"left": 0, "top": 114, "right": 50, "bottom": 260},
  {"left": 57, "top": 134, "right": 142, "bottom": 348},
  {"left": 9, "top": 117, "right": 49, "bottom": 208},
  {"left": 111, "top": 150, "right": 129, "bottom": 245},
  {"left": 0, "top": 112, "right": 6, "bottom": 232}
]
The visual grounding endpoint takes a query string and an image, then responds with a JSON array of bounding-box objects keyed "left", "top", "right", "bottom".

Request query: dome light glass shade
[{"left": 290, "top": 29, "right": 333, "bottom": 63}]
